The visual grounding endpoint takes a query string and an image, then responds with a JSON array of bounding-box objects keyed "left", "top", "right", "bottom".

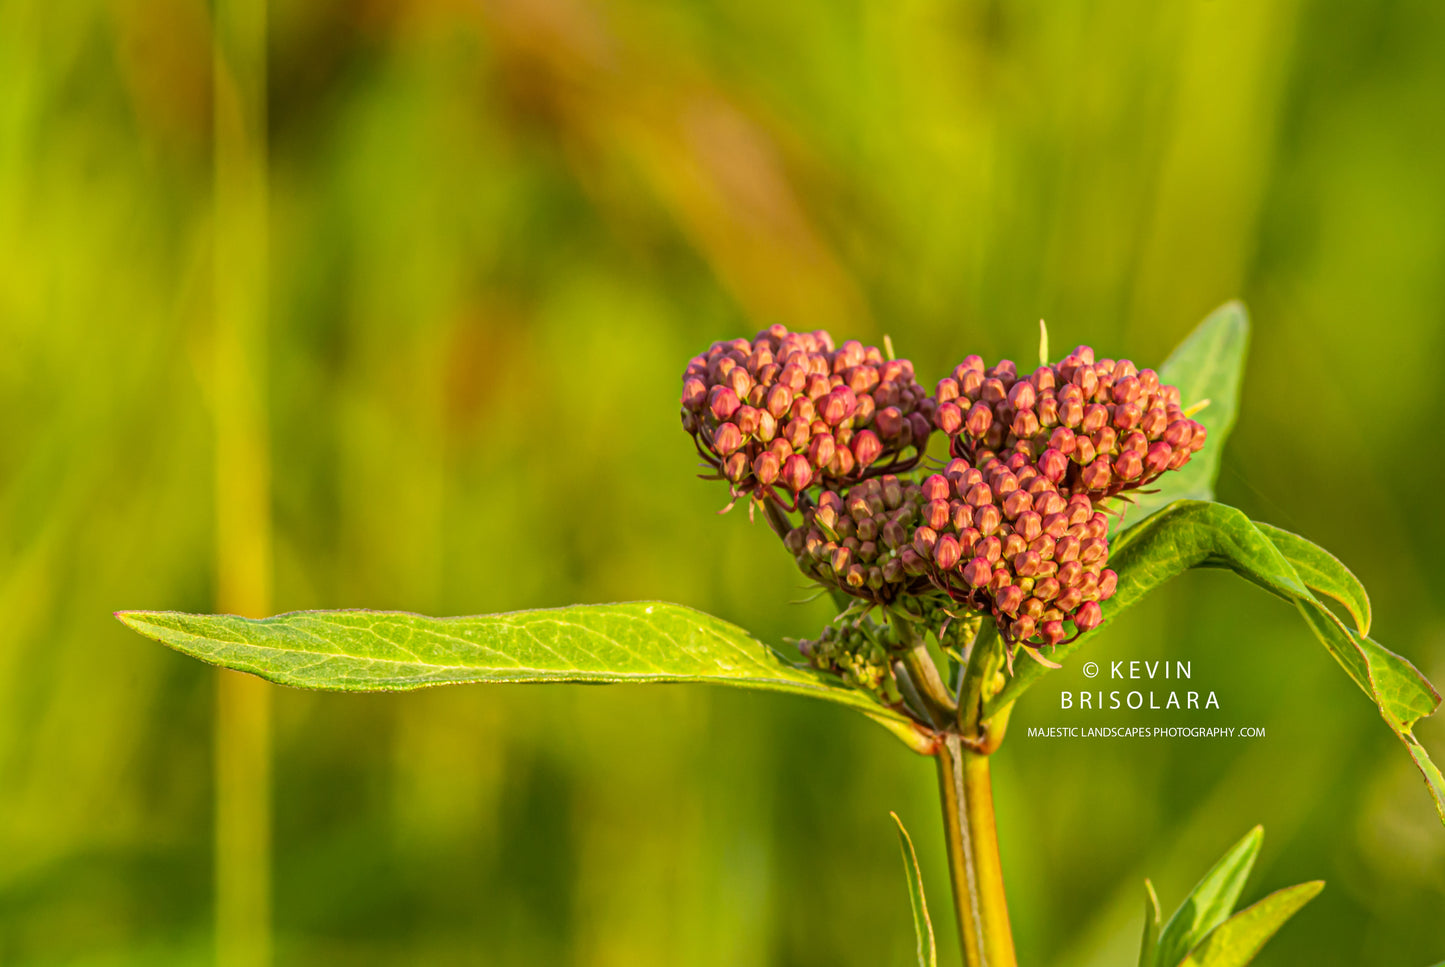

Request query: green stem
[
  {"left": 936, "top": 733, "right": 1016, "bottom": 967},
  {"left": 935, "top": 620, "right": 1016, "bottom": 966}
]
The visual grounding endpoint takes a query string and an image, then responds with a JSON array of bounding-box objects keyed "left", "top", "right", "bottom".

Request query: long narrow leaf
[
  {"left": 1155, "top": 827, "right": 1263, "bottom": 967},
  {"left": 1138, "top": 879, "right": 1162, "bottom": 967},
  {"left": 1175, "top": 881, "right": 1324, "bottom": 967},
  {"left": 116, "top": 604, "right": 922, "bottom": 744},
  {"left": 891, "top": 812, "right": 937, "bottom": 967}
]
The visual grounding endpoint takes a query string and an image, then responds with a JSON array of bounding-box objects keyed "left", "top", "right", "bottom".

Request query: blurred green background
[{"left": 3, "top": 0, "right": 1445, "bottom": 964}]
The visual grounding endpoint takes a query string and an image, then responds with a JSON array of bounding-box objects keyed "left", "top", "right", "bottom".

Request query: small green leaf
[
  {"left": 1156, "top": 827, "right": 1263, "bottom": 967},
  {"left": 1175, "top": 881, "right": 1324, "bottom": 967},
  {"left": 1120, "top": 301, "right": 1249, "bottom": 529},
  {"left": 1138, "top": 879, "right": 1162, "bottom": 967},
  {"left": 1401, "top": 732, "right": 1445, "bottom": 827},
  {"left": 891, "top": 812, "right": 937, "bottom": 967},
  {"left": 1256, "top": 522, "right": 1370, "bottom": 635},
  {"left": 116, "top": 603, "right": 920, "bottom": 742}
]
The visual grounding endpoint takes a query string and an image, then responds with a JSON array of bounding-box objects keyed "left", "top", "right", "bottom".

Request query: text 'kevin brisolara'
[
  {"left": 1025, "top": 726, "right": 1267, "bottom": 739},
  {"left": 1061, "top": 689, "right": 1219, "bottom": 709}
]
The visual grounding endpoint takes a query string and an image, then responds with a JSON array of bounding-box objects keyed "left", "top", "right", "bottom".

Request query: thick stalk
[
  {"left": 935, "top": 733, "right": 1016, "bottom": 967},
  {"left": 936, "top": 620, "right": 1016, "bottom": 966}
]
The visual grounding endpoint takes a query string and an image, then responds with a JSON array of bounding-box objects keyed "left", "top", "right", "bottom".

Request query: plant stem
[
  {"left": 936, "top": 620, "right": 1016, "bottom": 966},
  {"left": 935, "top": 733, "right": 1016, "bottom": 967}
]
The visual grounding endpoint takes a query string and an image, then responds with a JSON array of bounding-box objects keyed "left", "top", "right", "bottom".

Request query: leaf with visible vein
[
  {"left": 116, "top": 603, "right": 921, "bottom": 745},
  {"left": 1155, "top": 827, "right": 1262, "bottom": 967},
  {"left": 1256, "top": 522, "right": 1370, "bottom": 635},
  {"left": 983, "top": 501, "right": 1444, "bottom": 825},
  {"left": 1175, "top": 881, "right": 1324, "bottom": 967},
  {"left": 1120, "top": 302, "right": 1249, "bottom": 530},
  {"left": 891, "top": 812, "right": 937, "bottom": 967}
]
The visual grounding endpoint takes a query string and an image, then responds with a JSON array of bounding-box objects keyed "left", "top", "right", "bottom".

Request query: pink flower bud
[
  {"left": 1034, "top": 577, "right": 1061, "bottom": 603},
  {"left": 936, "top": 377, "right": 960, "bottom": 403},
  {"left": 908, "top": 413, "right": 932, "bottom": 450},
  {"left": 935, "top": 401, "right": 964, "bottom": 435},
  {"left": 1040, "top": 621, "right": 1066, "bottom": 645},
  {"left": 900, "top": 547, "right": 928, "bottom": 575},
  {"left": 1114, "top": 449, "right": 1143, "bottom": 481},
  {"left": 781, "top": 454, "right": 813, "bottom": 491},
  {"left": 709, "top": 385, "right": 741, "bottom": 421},
  {"left": 1145, "top": 441, "right": 1173, "bottom": 475},
  {"left": 735, "top": 405, "right": 761, "bottom": 436},
  {"left": 996, "top": 584, "right": 1025, "bottom": 614},
  {"left": 920, "top": 474, "right": 948, "bottom": 502},
  {"left": 882, "top": 519, "right": 907, "bottom": 549},
  {"left": 1079, "top": 538, "right": 1107, "bottom": 566},
  {"left": 963, "top": 557, "right": 991, "bottom": 588},
  {"left": 819, "top": 387, "right": 858, "bottom": 426},
  {"left": 723, "top": 452, "right": 749, "bottom": 482},
  {"left": 766, "top": 384, "right": 793, "bottom": 419},
  {"left": 925, "top": 499, "right": 950, "bottom": 530},
  {"left": 974, "top": 504, "right": 1001, "bottom": 536},
  {"left": 852, "top": 429, "right": 882, "bottom": 468},
  {"left": 1080, "top": 457, "right": 1112, "bottom": 491},
  {"left": 875, "top": 406, "right": 905, "bottom": 439},
  {"left": 830, "top": 545, "right": 852, "bottom": 573},
  {"left": 912, "top": 526, "right": 939, "bottom": 556},
  {"left": 1098, "top": 569, "right": 1118, "bottom": 599},
  {"left": 808, "top": 433, "right": 836, "bottom": 469},
  {"left": 957, "top": 355, "right": 985, "bottom": 377},
  {"left": 1011, "top": 616, "right": 1037, "bottom": 641},
  {"left": 682, "top": 378, "right": 708, "bottom": 412},
  {"left": 934, "top": 534, "right": 962, "bottom": 570},
  {"left": 713, "top": 422, "right": 744, "bottom": 455},
  {"left": 1002, "top": 490, "right": 1032, "bottom": 520},
  {"left": 1081, "top": 403, "right": 1108, "bottom": 433},
  {"left": 1163, "top": 419, "right": 1193, "bottom": 449},
  {"left": 753, "top": 451, "right": 781, "bottom": 486},
  {"left": 1073, "top": 601, "right": 1102, "bottom": 631},
  {"left": 1007, "top": 381, "right": 1036, "bottom": 410},
  {"left": 977, "top": 535, "right": 1002, "bottom": 563},
  {"left": 981, "top": 378, "right": 1007, "bottom": 404}
]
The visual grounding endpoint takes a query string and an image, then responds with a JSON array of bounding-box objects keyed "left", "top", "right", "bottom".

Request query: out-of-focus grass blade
[
  {"left": 1119, "top": 301, "right": 1249, "bottom": 530},
  {"left": 1156, "top": 826, "right": 1263, "bottom": 967},
  {"left": 1138, "top": 878, "right": 1163, "bottom": 967},
  {"left": 891, "top": 812, "right": 937, "bottom": 967},
  {"left": 1175, "top": 881, "right": 1324, "bottom": 967}
]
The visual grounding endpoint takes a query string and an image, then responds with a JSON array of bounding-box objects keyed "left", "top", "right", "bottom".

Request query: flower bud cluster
[
  {"left": 681, "top": 324, "right": 933, "bottom": 501},
  {"left": 933, "top": 347, "right": 1206, "bottom": 500},
  {"left": 788, "top": 457, "right": 1115, "bottom": 648},
  {"left": 786, "top": 475, "right": 932, "bottom": 605},
  {"left": 797, "top": 617, "right": 900, "bottom": 701},
  {"left": 911, "top": 456, "right": 1117, "bottom": 646}
]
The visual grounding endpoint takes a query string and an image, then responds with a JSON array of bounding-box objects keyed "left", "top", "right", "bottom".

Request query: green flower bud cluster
[
  {"left": 934, "top": 347, "right": 1207, "bottom": 501},
  {"left": 680, "top": 325, "right": 932, "bottom": 503},
  {"left": 797, "top": 616, "right": 902, "bottom": 702}
]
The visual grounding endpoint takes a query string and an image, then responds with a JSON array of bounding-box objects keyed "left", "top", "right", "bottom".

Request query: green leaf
[
  {"left": 116, "top": 603, "right": 922, "bottom": 743},
  {"left": 1175, "top": 881, "right": 1324, "bottom": 967},
  {"left": 1155, "top": 827, "right": 1263, "bottom": 967},
  {"left": 891, "top": 812, "right": 937, "bottom": 967},
  {"left": 1120, "top": 301, "right": 1249, "bottom": 529},
  {"left": 983, "top": 501, "right": 1444, "bottom": 825},
  {"left": 1138, "top": 879, "right": 1162, "bottom": 967},
  {"left": 1256, "top": 522, "right": 1370, "bottom": 635}
]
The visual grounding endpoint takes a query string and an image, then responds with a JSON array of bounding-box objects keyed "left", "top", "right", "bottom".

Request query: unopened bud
[
  {"left": 935, "top": 401, "right": 964, "bottom": 435},
  {"left": 1098, "top": 569, "right": 1118, "bottom": 599},
  {"left": 781, "top": 454, "right": 813, "bottom": 491},
  {"left": 754, "top": 451, "right": 781, "bottom": 486},
  {"left": 908, "top": 413, "right": 932, "bottom": 450},
  {"left": 965, "top": 402, "right": 993, "bottom": 438},
  {"left": 876, "top": 406, "right": 905, "bottom": 439},
  {"left": 974, "top": 504, "right": 1001, "bottom": 536},
  {"left": 1144, "top": 441, "right": 1172, "bottom": 475},
  {"left": 1080, "top": 457, "right": 1112, "bottom": 491},
  {"left": 723, "top": 452, "right": 748, "bottom": 482},
  {"left": 808, "top": 433, "right": 836, "bottom": 469},
  {"left": 912, "top": 526, "right": 939, "bottom": 555},
  {"left": 934, "top": 534, "right": 962, "bottom": 570},
  {"left": 997, "top": 584, "right": 1025, "bottom": 614},
  {"left": 963, "top": 557, "right": 991, "bottom": 588},
  {"left": 1073, "top": 601, "right": 1102, "bottom": 631},
  {"left": 1040, "top": 620, "right": 1066, "bottom": 645},
  {"left": 1114, "top": 449, "right": 1143, "bottom": 481},
  {"left": 714, "top": 422, "right": 744, "bottom": 456},
  {"left": 852, "top": 430, "right": 882, "bottom": 468}
]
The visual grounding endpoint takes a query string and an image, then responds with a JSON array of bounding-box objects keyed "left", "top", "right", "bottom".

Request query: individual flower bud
[
  {"left": 781, "top": 454, "right": 813, "bottom": 491},
  {"left": 952, "top": 502, "right": 974, "bottom": 531},
  {"left": 922, "top": 474, "right": 950, "bottom": 502},
  {"left": 881, "top": 474, "right": 904, "bottom": 509},
  {"left": 1002, "top": 489, "right": 1032, "bottom": 520},
  {"left": 1080, "top": 457, "right": 1112, "bottom": 491},
  {"left": 974, "top": 504, "right": 1002, "bottom": 536},
  {"left": 1034, "top": 447, "right": 1067, "bottom": 484},
  {"left": 808, "top": 433, "right": 836, "bottom": 469},
  {"left": 857, "top": 517, "right": 879, "bottom": 543},
  {"left": 1189, "top": 422, "right": 1207, "bottom": 451},
  {"left": 713, "top": 422, "right": 744, "bottom": 456},
  {"left": 1072, "top": 436, "right": 1097, "bottom": 466},
  {"left": 784, "top": 526, "right": 807, "bottom": 554},
  {"left": 936, "top": 377, "right": 961, "bottom": 403},
  {"left": 965, "top": 402, "right": 993, "bottom": 438},
  {"left": 1040, "top": 621, "right": 1066, "bottom": 646},
  {"left": 735, "top": 405, "right": 761, "bottom": 436},
  {"left": 852, "top": 430, "right": 882, "bottom": 468},
  {"left": 1037, "top": 395, "right": 1060, "bottom": 428},
  {"left": 876, "top": 406, "right": 905, "bottom": 439},
  {"left": 1016, "top": 510, "right": 1043, "bottom": 543},
  {"left": 709, "top": 385, "right": 741, "bottom": 422},
  {"left": 819, "top": 388, "right": 857, "bottom": 426},
  {"left": 1055, "top": 586, "right": 1083, "bottom": 613},
  {"left": 901, "top": 547, "right": 928, "bottom": 575},
  {"left": 1163, "top": 419, "right": 1193, "bottom": 449},
  {"left": 977, "top": 535, "right": 1002, "bottom": 563},
  {"left": 845, "top": 564, "right": 868, "bottom": 588},
  {"left": 753, "top": 451, "right": 781, "bottom": 486},
  {"left": 1114, "top": 449, "right": 1144, "bottom": 481},
  {"left": 1007, "top": 381, "right": 1036, "bottom": 411},
  {"left": 1098, "top": 569, "right": 1119, "bottom": 599},
  {"left": 963, "top": 557, "right": 991, "bottom": 588},
  {"left": 908, "top": 413, "right": 932, "bottom": 450},
  {"left": 764, "top": 384, "right": 793, "bottom": 419},
  {"left": 935, "top": 401, "right": 964, "bottom": 435},
  {"left": 882, "top": 519, "right": 907, "bottom": 549},
  {"left": 682, "top": 377, "right": 708, "bottom": 412},
  {"left": 1011, "top": 408, "right": 1040, "bottom": 438},
  {"left": 830, "top": 545, "right": 852, "bottom": 574},
  {"left": 723, "top": 452, "right": 748, "bottom": 482},
  {"left": 1073, "top": 601, "right": 1103, "bottom": 631},
  {"left": 1145, "top": 441, "right": 1173, "bottom": 475},
  {"left": 1081, "top": 403, "right": 1108, "bottom": 433},
  {"left": 996, "top": 584, "right": 1025, "bottom": 614},
  {"left": 934, "top": 534, "right": 963, "bottom": 570},
  {"left": 920, "top": 499, "right": 947, "bottom": 530},
  {"left": 1079, "top": 538, "right": 1108, "bottom": 566},
  {"left": 913, "top": 526, "right": 939, "bottom": 555},
  {"left": 1015, "top": 550, "right": 1042, "bottom": 578},
  {"left": 882, "top": 557, "right": 905, "bottom": 583}
]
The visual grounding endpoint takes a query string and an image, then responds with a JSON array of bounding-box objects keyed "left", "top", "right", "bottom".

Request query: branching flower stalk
[{"left": 681, "top": 325, "right": 1209, "bottom": 966}]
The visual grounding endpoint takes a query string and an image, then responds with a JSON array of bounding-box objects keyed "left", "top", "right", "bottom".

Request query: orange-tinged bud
[
  {"left": 781, "top": 454, "right": 813, "bottom": 491},
  {"left": 963, "top": 557, "right": 991, "bottom": 588},
  {"left": 753, "top": 451, "right": 781, "bottom": 486},
  {"left": 934, "top": 534, "right": 962, "bottom": 570},
  {"left": 1074, "top": 600, "right": 1102, "bottom": 631}
]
